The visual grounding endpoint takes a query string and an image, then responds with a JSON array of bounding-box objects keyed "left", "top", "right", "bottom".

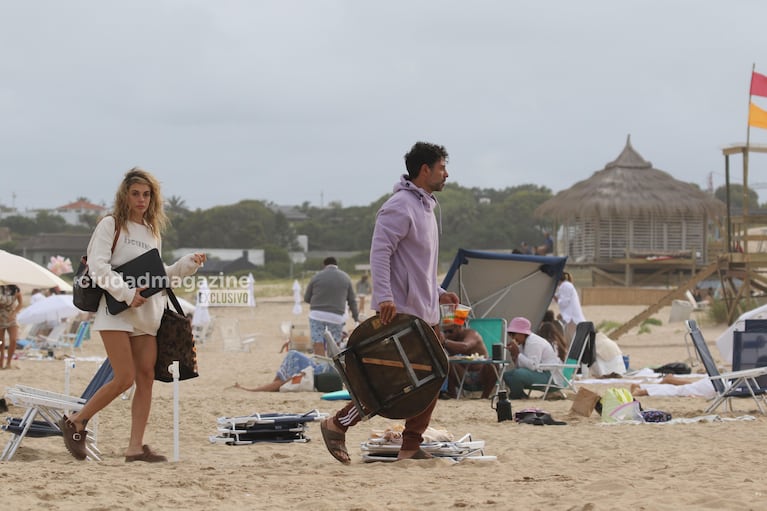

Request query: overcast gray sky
[{"left": 3, "top": 0, "right": 767, "bottom": 211}]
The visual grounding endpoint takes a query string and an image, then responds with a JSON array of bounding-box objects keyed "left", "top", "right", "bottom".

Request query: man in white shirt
[
  {"left": 503, "top": 316, "right": 563, "bottom": 398},
  {"left": 554, "top": 272, "right": 586, "bottom": 341},
  {"left": 30, "top": 289, "right": 46, "bottom": 305}
]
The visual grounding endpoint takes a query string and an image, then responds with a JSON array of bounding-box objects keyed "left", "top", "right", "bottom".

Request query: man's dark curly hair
[{"left": 404, "top": 141, "right": 448, "bottom": 180}]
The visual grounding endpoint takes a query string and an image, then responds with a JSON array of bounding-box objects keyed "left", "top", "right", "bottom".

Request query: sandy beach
[{"left": 1, "top": 299, "right": 765, "bottom": 511}]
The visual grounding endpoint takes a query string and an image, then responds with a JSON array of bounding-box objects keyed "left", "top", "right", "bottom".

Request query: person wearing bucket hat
[{"left": 503, "top": 316, "right": 563, "bottom": 399}]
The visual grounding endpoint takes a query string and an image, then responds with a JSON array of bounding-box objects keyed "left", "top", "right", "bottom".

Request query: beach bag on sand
[
  {"left": 155, "top": 289, "right": 198, "bottom": 383},
  {"left": 640, "top": 409, "right": 672, "bottom": 422},
  {"left": 571, "top": 388, "right": 601, "bottom": 417},
  {"left": 606, "top": 401, "right": 644, "bottom": 422},
  {"left": 601, "top": 388, "right": 642, "bottom": 422},
  {"left": 280, "top": 365, "right": 314, "bottom": 392},
  {"left": 314, "top": 369, "right": 343, "bottom": 392},
  {"left": 514, "top": 408, "right": 567, "bottom": 426}
]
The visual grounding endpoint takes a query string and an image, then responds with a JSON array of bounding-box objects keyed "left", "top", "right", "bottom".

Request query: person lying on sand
[
  {"left": 227, "top": 350, "right": 335, "bottom": 392},
  {"left": 630, "top": 374, "right": 715, "bottom": 398}
]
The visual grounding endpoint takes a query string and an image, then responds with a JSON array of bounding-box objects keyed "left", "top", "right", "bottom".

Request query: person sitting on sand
[
  {"left": 630, "top": 374, "right": 715, "bottom": 398},
  {"left": 229, "top": 350, "right": 337, "bottom": 392}
]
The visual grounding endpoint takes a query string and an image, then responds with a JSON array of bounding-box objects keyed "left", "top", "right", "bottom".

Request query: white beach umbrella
[
  {"left": 246, "top": 272, "right": 255, "bottom": 307},
  {"left": 0, "top": 250, "right": 73, "bottom": 293},
  {"left": 17, "top": 294, "right": 80, "bottom": 325},
  {"left": 192, "top": 279, "right": 211, "bottom": 327},
  {"left": 292, "top": 279, "right": 302, "bottom": 315}
]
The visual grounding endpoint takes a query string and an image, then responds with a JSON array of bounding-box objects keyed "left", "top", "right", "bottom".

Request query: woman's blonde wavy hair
[{"left": 111, "top": 167, "right": 168, "bottom": 237}]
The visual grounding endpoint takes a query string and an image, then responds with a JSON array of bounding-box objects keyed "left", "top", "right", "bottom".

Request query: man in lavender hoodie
[{"left": 320, "top": 141, "right": 459, "bottom": 463}]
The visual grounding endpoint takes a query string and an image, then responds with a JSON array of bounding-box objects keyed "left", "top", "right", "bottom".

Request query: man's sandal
[
  {"left": 320, "top": 419, "right": 350, "bottom": 465},
  {"left": 58, "top": 415, "right": 88, "bottom": 460}
]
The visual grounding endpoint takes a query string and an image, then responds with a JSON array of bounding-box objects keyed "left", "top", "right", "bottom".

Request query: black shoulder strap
[
  {"left": 110, "top": 216, "right": 120, "bottom": 253},
  {"left": 166, "top": 288, "right": 185, "bottom": 315}
]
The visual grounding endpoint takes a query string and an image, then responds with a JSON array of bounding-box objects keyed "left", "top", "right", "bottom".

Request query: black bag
[
  {"left": 640, "top": 409, "right": 672, "bottom": 423},
  {"left": 513, "top": 407, "right": 567, "bottom": 426},
  {"left": 654, "top": 362, "right": 691, "bottom": 375},
  {"left": 155, "top": 289, "right": 198, "bottom": 383},
  {"left": 314, "top": 369, "right": 343, "bottom": 393},
  {"left": 73, "top": 224, "right": 120, "bottom": 312},
  {"left": 73, "top": 256, "right": 101, "bottom": 312}
]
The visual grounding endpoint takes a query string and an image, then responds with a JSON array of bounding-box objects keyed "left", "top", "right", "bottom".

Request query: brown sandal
[
  {"left": 125, "top": 445, "right": 168, "bottom": 463},
  {"left": 320, "top": 419, "right": 350, "bottom": 465},
  {"left": 58, "top": 415, "right": 88, "bottom": 460}
]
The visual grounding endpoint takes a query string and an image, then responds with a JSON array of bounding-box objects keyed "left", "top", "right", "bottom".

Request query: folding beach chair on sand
[
  {"left": 1, "top": 358, "right": 113, "bottom": 461},
  {"left": 209, "top": 410, "right": 328, "bottom": 445},
  {"left": 360, "top": 433, "right": 496, "bottom": 463}
]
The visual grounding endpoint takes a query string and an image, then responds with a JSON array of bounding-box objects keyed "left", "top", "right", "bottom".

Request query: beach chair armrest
[{"left": 709, "top": 366, "right": 767, "bottom": 381}]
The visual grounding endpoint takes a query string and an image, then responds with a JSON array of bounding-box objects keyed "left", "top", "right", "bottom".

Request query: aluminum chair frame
[
  {"left": 532, "top": 321, "right": 596, "bottom": 400},
  {"left": 685, "top": 319, "right": 767, "bottom": 415},
  {"left": 1, "top": 359, "right": 113, "bottom": 461}
]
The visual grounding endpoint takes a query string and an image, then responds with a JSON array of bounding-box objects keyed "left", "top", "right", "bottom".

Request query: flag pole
[
  {"left": 743, "top": 63, "right": 755, "bottom": 255},
  {"left": 747, "top": 63, "right": 755, "bottom": 150}
]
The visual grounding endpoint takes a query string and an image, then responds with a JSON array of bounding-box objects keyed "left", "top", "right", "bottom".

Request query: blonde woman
[{"left": 59, "top": 168, "right": 206, "bottom": 462}]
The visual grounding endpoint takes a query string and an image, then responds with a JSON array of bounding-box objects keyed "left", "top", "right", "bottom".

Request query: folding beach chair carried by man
[
  {"left": 325, "top": 314, "right": 448, "bottom": 421},
  {"left": 1, "top": 358, "right": 114, "bottom": 461},
  {"left": 685, "top": 319, "right": 767, "bottom": 415}
]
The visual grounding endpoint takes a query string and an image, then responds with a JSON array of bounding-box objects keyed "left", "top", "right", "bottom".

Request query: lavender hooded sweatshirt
[{"left": 370, "top": 175, "right": 444, "bottom": 325}]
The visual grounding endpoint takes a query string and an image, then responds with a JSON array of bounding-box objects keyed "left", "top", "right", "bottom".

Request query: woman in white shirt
[
  {"left": 503, "top": 316, "right": 563, "bottom": 398},
  {"left": 59, "top": 168, "right": 206, "bottom": 462}
]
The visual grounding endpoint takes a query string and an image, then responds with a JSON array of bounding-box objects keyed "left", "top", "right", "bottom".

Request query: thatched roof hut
[{"left": 535, "top": 136, "right": 725, "bottom": 267}]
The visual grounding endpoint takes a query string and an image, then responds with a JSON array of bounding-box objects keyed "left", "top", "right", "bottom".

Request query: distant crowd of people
[{"left": 514, "top": 231, "right": 555, "bottom": 256}]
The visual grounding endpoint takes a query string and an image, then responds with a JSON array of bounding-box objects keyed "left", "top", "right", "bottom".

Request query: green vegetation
[
  {"left": 596, "top": 320, "right": 621, "bottom": 333},
  {"left": 599, "top": 317, "right": 662, "bottom": 336},
  {"left": 1, "top": 183, "right": 559, "bottom": 280},
  {"left": 706, "top": 297, "right": 764, "bottom": 325},
  {"left": 637, "top": 317, "right": 662, "bottom": 335}
]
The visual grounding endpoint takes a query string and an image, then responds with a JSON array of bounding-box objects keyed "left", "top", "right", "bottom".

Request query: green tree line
[{"left": 0, "top": 183, "right": 625, "bottom": 277}]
